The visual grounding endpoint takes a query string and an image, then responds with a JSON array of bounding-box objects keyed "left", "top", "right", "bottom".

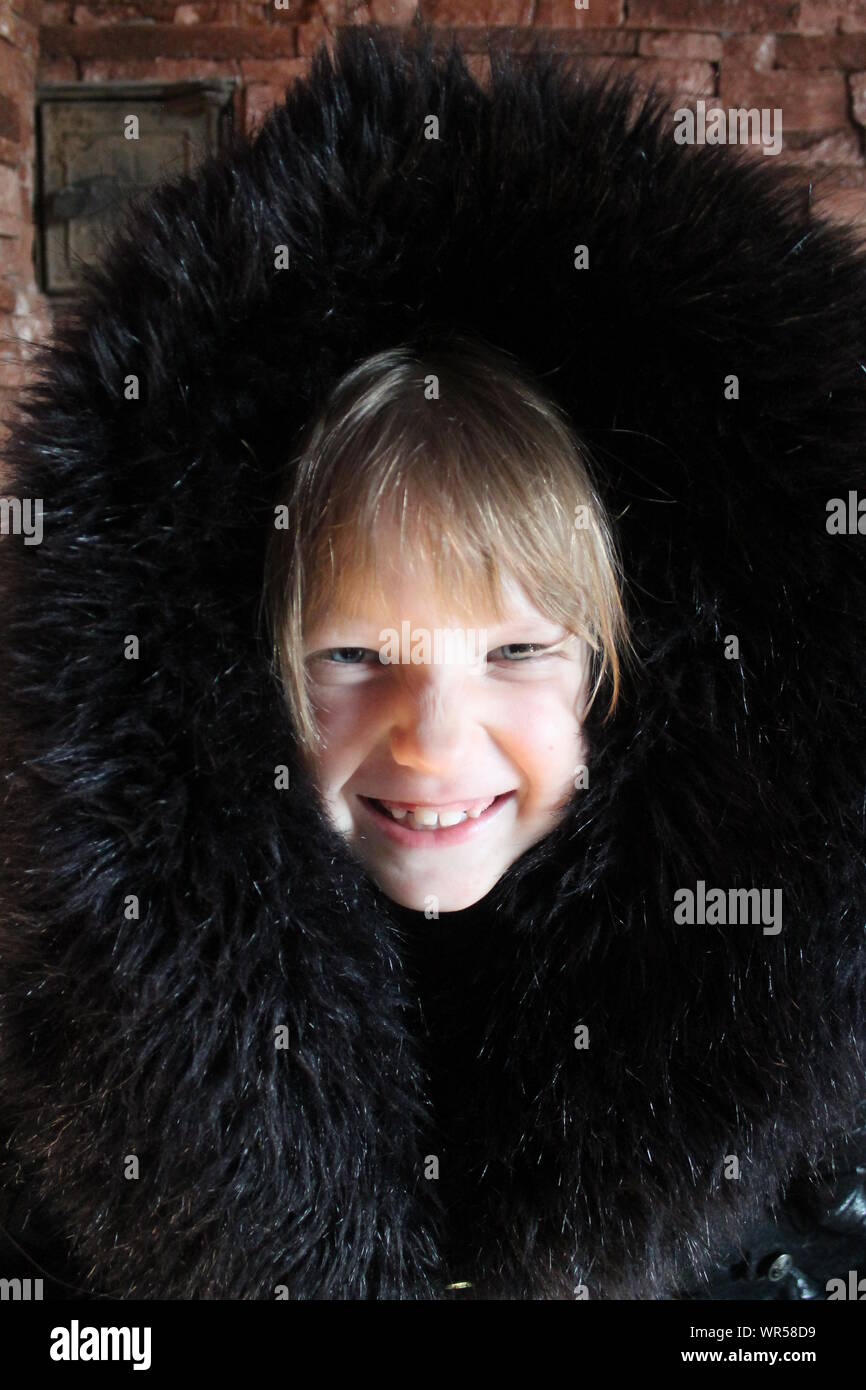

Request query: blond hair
[{"left": 260, "top": 332, "right": 633, "bottom": 755}]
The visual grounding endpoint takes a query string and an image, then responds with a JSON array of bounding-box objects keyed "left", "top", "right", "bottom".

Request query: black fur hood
[{"left": 1, "top": 25, "right": 865, "bottom": 1301}]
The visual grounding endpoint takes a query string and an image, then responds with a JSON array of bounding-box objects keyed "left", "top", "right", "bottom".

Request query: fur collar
[{"left": 1, "top": 24, "right": 865, "bottom": 1299}]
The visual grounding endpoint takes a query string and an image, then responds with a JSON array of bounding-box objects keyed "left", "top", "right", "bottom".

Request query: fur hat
[{"left": 1, "top": 24, "right": 865, "bottom": 1300}]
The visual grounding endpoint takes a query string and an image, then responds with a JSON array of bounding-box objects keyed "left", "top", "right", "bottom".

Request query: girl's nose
[{"left": 388, "top": 670, "right": 476, "bottom": 773}]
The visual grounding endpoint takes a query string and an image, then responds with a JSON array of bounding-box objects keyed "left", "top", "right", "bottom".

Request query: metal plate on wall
[{"left": 36, "top": 82, "right": 235, "bottom": 296}]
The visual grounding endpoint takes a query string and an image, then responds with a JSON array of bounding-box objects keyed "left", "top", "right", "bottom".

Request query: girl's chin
[
  {"left": 380, "top": 885, "right": 491, "bottom": 912},
  {"left": 363, "top": 857, "right": 506, "bottom": 912}
]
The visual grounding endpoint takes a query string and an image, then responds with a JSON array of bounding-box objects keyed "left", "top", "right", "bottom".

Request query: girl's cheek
[
  {"left": 497, "top": 683, "right": 581, "bottom": 743},
  {"left": 308, "top": 683, "right": 382, "bottom": 759},
  {"left": 497, "top": 687, "right": 587, "bottom": 795}
]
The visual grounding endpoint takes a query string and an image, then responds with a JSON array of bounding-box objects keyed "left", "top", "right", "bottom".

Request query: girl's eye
[
  {"left": 489, "top": 643, "right": 551, "bottom": 662},
  {"left": 320, "top": 648, "right": 378, "bottom": 664}
]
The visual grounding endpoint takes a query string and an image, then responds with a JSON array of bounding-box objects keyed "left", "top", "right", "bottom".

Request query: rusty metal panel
[{"left": 36, "top": 83, "right": 235, "bottom": 295}]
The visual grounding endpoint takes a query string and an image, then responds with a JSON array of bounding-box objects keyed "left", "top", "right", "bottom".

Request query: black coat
[{"left": 1, "top": 24, "right": 865, "bottom": 1301}]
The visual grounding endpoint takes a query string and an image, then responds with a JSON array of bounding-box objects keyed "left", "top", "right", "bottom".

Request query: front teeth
[
  {"left": 376, "top": 800, "right": 496, "bottom": 829},
  {"left": 401, "top": 806, "right": 468, "bottom": 829}
]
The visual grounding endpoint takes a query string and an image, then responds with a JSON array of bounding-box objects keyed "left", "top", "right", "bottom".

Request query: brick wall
[
  {"left": 2, "top": 0, "right": 866, "bottom": 442},
  {"left": 0, "top": 1, "right": 52, "bottom": 452}
]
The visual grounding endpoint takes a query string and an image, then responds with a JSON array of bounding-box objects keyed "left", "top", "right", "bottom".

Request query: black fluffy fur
[{"left": 1, "top": 24, "right": 865, "bottom": 1300}]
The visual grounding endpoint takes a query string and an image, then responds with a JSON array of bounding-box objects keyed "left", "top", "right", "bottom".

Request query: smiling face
[{"left": 301, "top": 524, "right": 591, "bottom": 912}]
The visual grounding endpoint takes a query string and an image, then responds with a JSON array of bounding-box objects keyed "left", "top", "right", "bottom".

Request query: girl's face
[{"left": 301, "top": 535, "right": 590, "bottom": 912}]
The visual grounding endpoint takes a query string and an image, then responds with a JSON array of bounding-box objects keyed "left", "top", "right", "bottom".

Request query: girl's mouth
[{"left": 357, "top": 792, "right": 516, "bottom": 847}]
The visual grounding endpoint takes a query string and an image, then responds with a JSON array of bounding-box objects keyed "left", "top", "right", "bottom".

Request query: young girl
[
  {"left": 261, "top": 331, "right": 637, "bottom": 1293},
  {"left": 263, "top": 332, "right": 632, "bottom": 916}
]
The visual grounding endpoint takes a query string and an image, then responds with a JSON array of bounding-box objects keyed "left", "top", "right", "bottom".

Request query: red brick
[
  {"left": 0, "top": 331, "right": 38, "bottom": 367},
  {"left": 10, "top": 0, "right": 44, "bottom": 26},
  {"left": 629, "top": 0, "right": 800, "bottom": 32},
  {"left": 791, "top": 1, "right": 835, "bottom": 31},
  {"left": 314, "top": 0, "right": 355, "bottom": 21},
  {"left": 0, "top": 95, "right": 22, "bottom": 145},
  {"left": 0, "top": 8, "right": 39, "bottom": 55},
  {"left": 238, "top": 56, "right": 307, "bottom": 83},
  {"left": 41, "top": 3, "right": 74, "bottom": 20},
  {"left": 11, "top": 288, "right": 33, "bottom": 317},
  {"left": 0, "top": 281, "right": 16, "bottom": 314},
  {"left": 0, "top": 358, "right": 36, "bottom": 391},
  {"left": 776, "top": 34, "right": 866, "bottom": 66},
  {"left": 73, "top": 3, "right": 179, "bottom": 20},
  {"left": 0, "top": 332, "right": 44, "bottom": 368},
  {"left": 296, "top": 16, "right": 334, "bottom": 58},
  {"left": 779, "top": 129, "right": 863, "bottom": 164},
  {"left": 531, "top": 0, "right": 625, "bottom": 23},
  {"left": 719, "top": 68, "right": 848, "bottom": 132},
  {"left": 244, "top": 81, "right": 286, "bottom": 132},
  {"left": 36, "top": 58, "right": 79, "bottom": 80},
  {"left": 0, "top": 39, "right": 36, "bottom": 98},
  {"left": 801, "top": 2, "right": 866, "bottom": 32},
  {"left": 41, "top": 23, "right": 298, "bottom": 58},
  {"left": 0, "top": 164, "right": 23, "bottom": 220},
  {"left": 638, "top": 30, "right": 723, "bottom": 61},
  {"left": 175, "top": 4, "right": 242, "bottom": 21},
  {"left": 0, "top": 136, "right": 20, "bottom": 165},
  {"left": 8, "top": 220, "right": 34, "bottom": 269},
  {"left": 582, "top": 55, "right": 715, "bottom": 95},
  {"left": 80, "top": 56, "right": 231, "bottom": 79},
  {"left": 420, "top": 0, "right": 540, "bottom": 22},
  {"left": 0, "top": 418, "right": 12, "bottom": 479},
  {"left": 441, "top": 26, "right": 637, "bottom": 55},
  {"left": 642, "top": 57, "right": 716, "bottom": 94},
  {"left": 789, "top": 0, "right": 840, "bottom": 31},
  {"left": 550, "top": 29, "right": 637, "bottom": 54},
  {"left": 811, "top": 179, "right": 866, "bottom": 237},
  {"left": 369, "top": 0, "right": 417, "bottom": 22},
  {"left": 26, "top": 301, "right": 53, "bottom": 342},
  {"left": 0, "top": 201, "right": 30, "bottom": 239},
  {"left": 153, "top": 54, "right": 237, "bottom": 77},
  {"left": 722, "top": 35, "right": 777, "bottom": 70},
  {"left": 850, "top": 71, "right": 866, "bottom": 126},
  {"left": 237, "top": 1, "right": 281, "bottom": 18}
]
